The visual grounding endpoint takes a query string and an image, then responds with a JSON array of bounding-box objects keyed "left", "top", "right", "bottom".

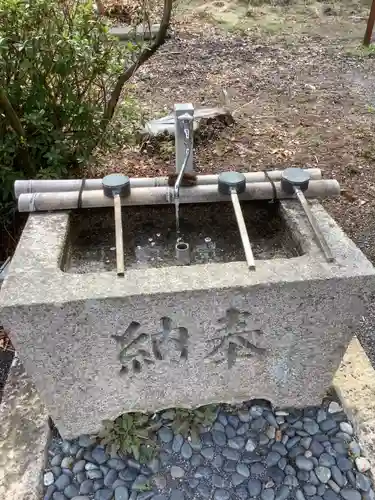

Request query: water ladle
[
  {"left": 102, "top": 174, "right": 131, "bottom": 276},
  {"left": 218, "top": 171, "right": 256, "bottom": 271},
  {"left": 281, "top": 167, "right": 334, "bottom": 262}
]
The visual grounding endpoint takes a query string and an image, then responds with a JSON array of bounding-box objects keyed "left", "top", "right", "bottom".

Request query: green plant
[
  {"left": 166, "top": 405, "right": 218, "bottom": 441},
  {"left": 98, "top": 413, "right": 161, "bottom": 462}
]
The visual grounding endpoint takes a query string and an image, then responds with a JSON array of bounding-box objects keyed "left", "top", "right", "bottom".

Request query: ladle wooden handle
[{"left": 114, "top": 194, "right": 125, "bottom": 276}]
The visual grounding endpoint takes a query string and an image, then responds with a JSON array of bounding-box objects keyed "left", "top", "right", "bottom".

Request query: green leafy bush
[
  {"left": 98, "top": 413, "right": 161, "bottom": 461},
  {"left": 0, "top": 0, "right": 139, "bottom": 221},
  {"left": 165, "top": 405, "right": 218, "bottom": 441}
]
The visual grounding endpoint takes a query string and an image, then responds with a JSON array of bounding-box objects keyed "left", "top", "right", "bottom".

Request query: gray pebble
[
  {"left": 301, "top": 437, "right": 313, "bottom": 449},
  {"left": 310, "top": 471, "right": 320, "bottom": 486},
  {"left": 296, "top": 490, "right": 306, "bottom": 500},
  {"left": 181, "top": 442, "right": 192, "bottom": 460},
  {"left": 225, "top": 425, "right": 236, "bottom": 439},
  {"left": 138, "top": 493, "right": 153, "bottom": 500},
  {"left": 214, "top": 422, "right": 226, "bottom": 432},
  {"left": 286, "top": 437, "right": 300, "bottom": 449},
  {"left": 158, "top": 427, "right": 173, "bottom": 443},
  {"left": 104, "top": 469, "right": 117, "bottom": 487},
  {"left": 119, "top": 469, "right": 137, "bottom": 482},
  {"left": 237, "top": 487, "right": 249, "bottom": 500},
  {"left": 64, "top": 484, "right": 79, "bottom": 499},
  {"left": 153, "top": 474, "right": 167, "bottom": 489},
  {"left": 132, "top": 475, "right": 149, "bottom": 491},
  {"left": 363, "top": 491, "right": 375, "bottom": 500},
  {"left": 336, "top": 457, "right": 352, "bottom": 471},
  {"left": 52, "top": 494, "right": 66, "bottom": 500},
  {"left": 197, "top": 484, "right": 211, "bottom": 498},
  {"left": 54, "top": 475, "right": 71, "bottom": 491},
  {"left": 278, "top": 458, "right": 287, "bottom": 470},
  {"left": 239, "top": 410, "right": 251, "bottom": 422},
  {"left": 51, "top": 455, "right": 63, "bottom": 467},
  {"left": 83, "top": 451, "right": 94, "bottom": 462},
  {"left": 148, "top": 458, "right": 160, "bottom": 474},
  {"left": 333, "top": 442, "right": 347, "bottom": 455},
  {"left": 285, "top": 465, "right": 296, "bottom": 476},
  {"left": 76, "top": 472, "right": 86, "bottom": 484},
  {"left": 172, "top": 434, "right": 184, "bottom": 453},
  {"left": 214, "top": 489, "right": 230, "bottom": 500},
  {"left": 213, "top": 474, "right": 226, "bottom": 488},
  {"left": 330, "top": 465, "right": 346, "bottom": 487},
  {"left": 76, "top": 448, "right": 85, "bottom": 461},
  {"left": 310, "top": 440, "right": 325, "bottom": 457},
  {"left": 356, "top": 472, "right": 371, "bottom": 491},
  {"left": 303, "top": 485, "right": 317, "bottom": 496},
  {"left": 317, "top": 409, "right": 327, "bottom": 422},
  {"left": 252, "top": 417, "right": 267, "bottom": 431},
  {"left": 232, "top": 473, "right": 246, "bottom": 486},
  {"left": 127, "top": 459, "right": 140, "bottom": 470},
  {"left": 44, "top": 485, "right": 55, "bottom": 500},
  {"left": 62, "top": 469, "right": 73, "bottom": 477},
  {"left": 296, "top": 456, "right": 314, "bottom": 471},
  {"left": 248, "top": 478, "right": 262, "bottom": 496},
  {"left": 87, "top": 470, "right": 103, "bottom": 480},
  {"left": 260, "top": 433, "right": 270, "bottom": 445},
  {"left": 327, "top": 480, "right": 341, "bottom": 494},
  {"left": 92, "top": 448, "right": 109, "bottom": 465},
  {"left": 237, "top": 463, "right": 250, "bottom": 477},
  {"left": 315, "top": 466, "right": 331, "bottom": 483},
  {"left": 304, "top": 420, "right": 320, "bottom": 435},
  {"left": 107, "top": 459, "right": 126, "bottom": 471},
  {"left": 246, "top": 438, "right": 257, "bottom": 452},
  {"left": 171, "top": 465, "right": 185, "bottom": 478},
  {"left": 195, "top": 466, "right": 212, "bottom": 479},
  {"left": 62, "top": 440, "right": 71, "bottom": 454},
  {"left": 267, "top": 467, "right": 285, "bottom": 485},
  {"left": 262, "top": 489, "right": 276, "bottom": 500},
  {"left": 251, "top": 462, "right": 266, "bottom": 476},
  {"left": 266, "top": 426, "right": 276, "bottom": 440},
  {"left": 153, "top": 496, "right": 168, "bottom": 500},
  {"left": 298, "top": 471, "right": 310, "bottom": 481},
  {"left": 112, "top": 479, "right": 126, "bottom": 490},
  {"left": 201, "top": 447, "right": 214, "bottom": 460},
  {"left": 94, "top": 489, "right": 113, "bottom": 500},
  {"left": 223, "top": 447, "right": 240, "bottom": 461},
  {"left": 265, "top": 412, "right": 278, "bottom": 428},
  {"left": 272, "top": 443, "right": 288, "bottom": 456},
  {"left": 346, "top": 470, "right": 357, "bottom": 488},
  {"left": 79, "top": 480, "right": 94, "bottom": 495},
  {"left": 341, "top": 489, "right": 361, "bottom": 500},
  {"left": 114, "top": 486, "right": 129, "bottom": 500},
  {"left": 320, "top": 420, "right": 337, "bottom": 432},
  {"left": 243, "top": 451, "right": 262, "bottom": 464},
  {"left": 224, "top": 461, "right": 236, "bottom": 473},
  {"left": 61, "top": 457, "right": 74, "bottom": 469},
  {"left": 44, "top": 472, "right": 55, "bottom": 486},
  {"left": 319, "top": 454, "right": 336, "bottom": 467},
  {"left": 218, "top": 413, "right": 228, "bottom": 426},
  {"left": 213, "top": 455, "right": 224, "bottom": 469},
  {"left": 275, "top": 485, "right": 290, "bottom": 500},
  {"left": 266, "top": 452, "right": 281, "bottom": 467},
  {"left": 170, "top": 491, "right": 184, "bottom": 500},
  {"left": 336, "top": 432, "right": 352, "bottom": 443},
  {"left": 284, "top": 475, "right": 298, "bottom": 487},
  {"left": 228, "top": 436, "right": 245, "bottom": 450},
  {"left": 212, "top": 430, "right": 227, "bottom": 447},
  {"left": 78, "top": 435, "right": 95, "bottom": 448},
  {"left": 340, "top": 422, "right": 353, "bottom": 435},
  {"left": 190, "top": 436, "right": 202, "bottom": 452},
  {"left": 93, "top": 480, "right": 105, "bottom": 492},
  {"left": 191, "top": 454, "right": 203, "bottom": 467},
  {"left": 348, "top": 441, "right": 361, "bottom": 456},
  {"left": 228, "top": 415, "right": 240, "bottom": 428},
  {"left": 323, "top": 490, "right": 340, "bottom": 500},
  {"left": 250, "top": 405, "right": 264, "bottom": 417},
  {"left": 237, "top": 424, "right": 249, "bottom": 435},
  {"left": 85, "top": 462, "right": 99, "bottom": 471},
  {"left": 72, "top": 460, "right": 86, "bottom": 474}
]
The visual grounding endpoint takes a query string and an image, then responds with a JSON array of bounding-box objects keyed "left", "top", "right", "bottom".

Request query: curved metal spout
[{"left": 174, "top": 146, "right": 191, "bottom": 200}]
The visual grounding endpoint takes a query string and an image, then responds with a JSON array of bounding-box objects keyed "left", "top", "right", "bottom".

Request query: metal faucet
[{"left": 174, "top": 114, "right": 193, "bottom": 200}]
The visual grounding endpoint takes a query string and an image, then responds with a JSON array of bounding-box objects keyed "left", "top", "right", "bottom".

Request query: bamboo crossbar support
[
  {"left": 18, "top": 179, "right": 340, "bottom": 212},
  {"left": 14, "top": 169, "right": 322, "bottom": 198}
]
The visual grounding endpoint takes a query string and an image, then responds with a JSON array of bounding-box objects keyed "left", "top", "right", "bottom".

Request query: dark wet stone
[
  {"left": 100, "top": 466, "right": 110, "bottom": 476},
  {"left": 304, "top": 419, "right": 320, "bottom": 435},
  {"left": 289, "top": 446, "right": 305, "bottom": 459},
  {"left": 218, "top": 413, "right": 228, "bottom": 426},
  {"left": 170, "top": 490, "right": 185, "bottom": 500},
  {"left": 286, "top": 437, "right": 300, "bottom": 450},
  {"left": 93, "top": 480, "right": 105, "bottom": 492},
  {"left": 91, "top": 447, "right": 109, "bottom": 465},
  {"left": 251, "top": 462, "right": 266, "bottom": 476},
  {"left": 213, "top": 474, "right": 226, "bottom": 488},
  {"left": 248, "top": 479, "right": 262, "bottom": 496},
  {"left": 201, "top": 432, "right": 214, "bottom": 446},
  {"left": 51, "top": 455, "right": 63, "bottom": 467},
  {"left": 76, "top": 472, "right": 87, "bottom": 484},
  {"left": 232, "top": 473, "right": 246, "bottom": 486},
  {"left": 272, "top": 443, "right": 288, "bottom": 456},
  {"left": 323, "top": 491, "right": 340, "bottom": 500},
  {"left": 228, "top": 436, "right": 245, "bottom": 450},
  {"left": 237, "top": 487, "right": 250, "bottom": 500},
  {"left": 301, "top": 437, "right": 312, "bottom": 449},
  {"left": 195, "top": 466, "right": 212, "bottom": 479},
  {"left": 238, "top": 410, "right": 251, "bottom": 423},
  {"left": 320, "top": 420, "right": 337, "bottom": 432},
  {"left": 243, "top": 451, "right": 262, "bottom": 464},
  {"left": 63, "top": 484, "right": 79, "bottom": 499},
  {"left": 317, "top": 484, "right": 327, "bottom": 496},
  {"left": 132, "top": 475, "right": 149, "bottom": 491},
  {"left": 284, "top": 475, "right": 298, "bottom": 487},
  {"left": 94, "top": 489, "right": 113, "bottom": 500},
  {"left": 107, "top": 459, "right": 126, "bottom": 471},
  {"left": 54, "top": 475, "right": 71, "bottom": 491},
  {"left": 267, "top": 467, "right": 285, "bottom": 485},
  {"left": 212, "top": 431, "right": 227, "bottom": 447},
  {"left": 43, "top": 485, "right": 55, "bottom": 500},
  {"left": 310, "top": 471, "right": 320, "bottom": 486},
  {"left": 153, "top": 496, "right": 168, "bottom": 500},
  {"left": 251, "top": 417, "right": 267, "bottom": 431},
  {"left": 278, "top": 458, "right": 287, "bottom": 470},
  {"left": 296, "top": 456, "right": 314, "bottom": 471},
  {"left": 191, "top": 454, "right": 203, "bottom": 467},
  {"left": 51, "top": 467, "right": 62, "bottom": 478},
  {"left": 297, "top": 471, "right": 310, "bottom": 481},
  {"left": 228, "top": 415, "right": 240, "bottom": 428},
  {"left": 336, "top": 457, "right": 352, "bottom": 472},
  {"left": 212, "top": 455, "right": 224, "bottom": 469},
  {"left": 319, "top": 454, "right": 336, "bottom": 467},
  {"left": 80, "top": 479, "right": 94, "bottom": 494},
  {"left": 285, "top": 465, "right": 296, "bottom": 476},
  {"left": 356, "top": 472, "right": 371, "bottom": 492},
  {"left": 201, "top": 447, "right": 214, "bottom": 460},
  {"left": 295, "top": 490, "right": 306, "bottom": 500},
  {"left": 347, "top": 471, "right": 356, "bottom": 488},
  {"left": 265, "top": 412, "right": 278, "bottom": 428},
  {"left": 188, "top": 478, "right": 199, "bottom": 489},
  {"left": 237, "top": 424, "right": 249, "bottom": 435},
  {"left": 181, "top": 442, "right": 192, "bottom": 460},
  {"left": 303, "top": 484, "right": 317, "bottom": 496},
  {"left": 275, "top": 485, "right": 290, "bottom": 500},
  {"left": 315, "top": 466, "right": 331, "bottom": 484},
  {"left": 224, "top": 460, "right": 237, "bottom": 473},
  {"left": 197, "top": 484, "right": 211, "bottom": 499},
  {"left": 225, "top": 425, "right": 236, "bottom": 439},
  {"left": 119, "top": 468, "right": 138, "bottom": 482},
  {"left": 214, "top": 422, "right": 226, "bottom": 432},
  {"left": 87, "top": 470, "right": 104, "bottom": 480},
  {"left": 158, "top": 427, "right": 173, "bottom": 443},
  {"left": 262, "top": 488, "right": 276, "bottom": 500},
  {"left": 310, "top": 441, "right": 325, "bottom": 457},
  {"left": 223, "top": 447, "right": 240, "bottom": 461},
  {"left": 104, "top": 468, "right": 118, "bottom": 488},
  {"left": 266, "top": 452, "right": 281, "bottom": 467},
  {"left": 341, "top": 489, "right": 361, "bottom": 500},
  {"left": 51, "top": 494, "right": 65, "bottom": 500}
]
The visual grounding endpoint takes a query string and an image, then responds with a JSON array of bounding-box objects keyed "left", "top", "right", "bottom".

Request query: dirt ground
[{"left": 101, "top": 0, "right": 375, "bottom": 262}]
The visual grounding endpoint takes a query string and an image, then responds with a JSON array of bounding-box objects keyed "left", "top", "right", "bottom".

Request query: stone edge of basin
[
  {"left": 0, "top": 355, "right": 51, "bottom": 500},
  {"left": 2, "top": 200, "right": 375, "bottom": 308},
  {"left": 0, "top": 338, "right": 374, "bottom": 500}
]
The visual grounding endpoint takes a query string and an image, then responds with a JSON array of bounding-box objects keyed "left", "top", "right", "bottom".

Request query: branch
[
  {"left": 0, "top": 86, "right": 26, "bottom": 138},
  {"left": 102, "top": 0, "right": 173, "bottom": 124}
]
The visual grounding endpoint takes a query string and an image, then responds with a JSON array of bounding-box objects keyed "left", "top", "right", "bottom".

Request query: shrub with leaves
[
  {"left": 0, "top": 0, "right": 140, "bottom": 222},
  {"left": 166, "top": 405, "right": 218, "bottom": 441},
  {"left": 98, "top": 413, "right": 161, "bottom": 462}
]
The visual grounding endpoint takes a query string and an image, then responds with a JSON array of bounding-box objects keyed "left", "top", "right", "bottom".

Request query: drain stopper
[
  {"left": 102, "top": 174, "right": 131, "bottom": 276},
  {"left": 218, "top": 172, "right": 255, "bottom": 271}
]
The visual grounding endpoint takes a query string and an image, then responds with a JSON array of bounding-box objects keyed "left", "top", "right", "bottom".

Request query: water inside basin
[{"left": 62, "top": 201, "right": 303, "bottom": 273}]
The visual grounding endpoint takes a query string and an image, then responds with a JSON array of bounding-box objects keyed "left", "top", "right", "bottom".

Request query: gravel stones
[
  {"left": 248, "top": 478, "right": 262, "bottom": 496},
  {"left": 214, "top": 488, "right": 230, "bottom": 500},
  {"left": 296, "top": 456, "right": 314, "bottom": 471},
  {"left": 315, "top": 466, "right": 331, "bottom": 483},
  {"left": 212, "top": 430, "right": 227, "bottom": 447},
  {"left": 171, "top": 465, "right": 185, "bottom": 478},
  {"left": 55, "top": 474, "right": 71, "bottom": 491}
]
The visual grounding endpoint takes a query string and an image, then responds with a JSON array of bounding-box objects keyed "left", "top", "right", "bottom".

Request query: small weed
[
  {"left": 165, "top": 405, "right": 218, "bottom": 441},
  {"left": 98, "top": 413, "right": 161, "bottom": 462}
]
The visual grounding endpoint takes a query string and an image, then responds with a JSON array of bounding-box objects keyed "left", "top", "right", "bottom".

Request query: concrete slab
[
  {"left": 1, "top": 200, "right": 375, "bottom": 438},
  {"left": 0, "top": 355, "right": 50, "bottom": 500}
]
